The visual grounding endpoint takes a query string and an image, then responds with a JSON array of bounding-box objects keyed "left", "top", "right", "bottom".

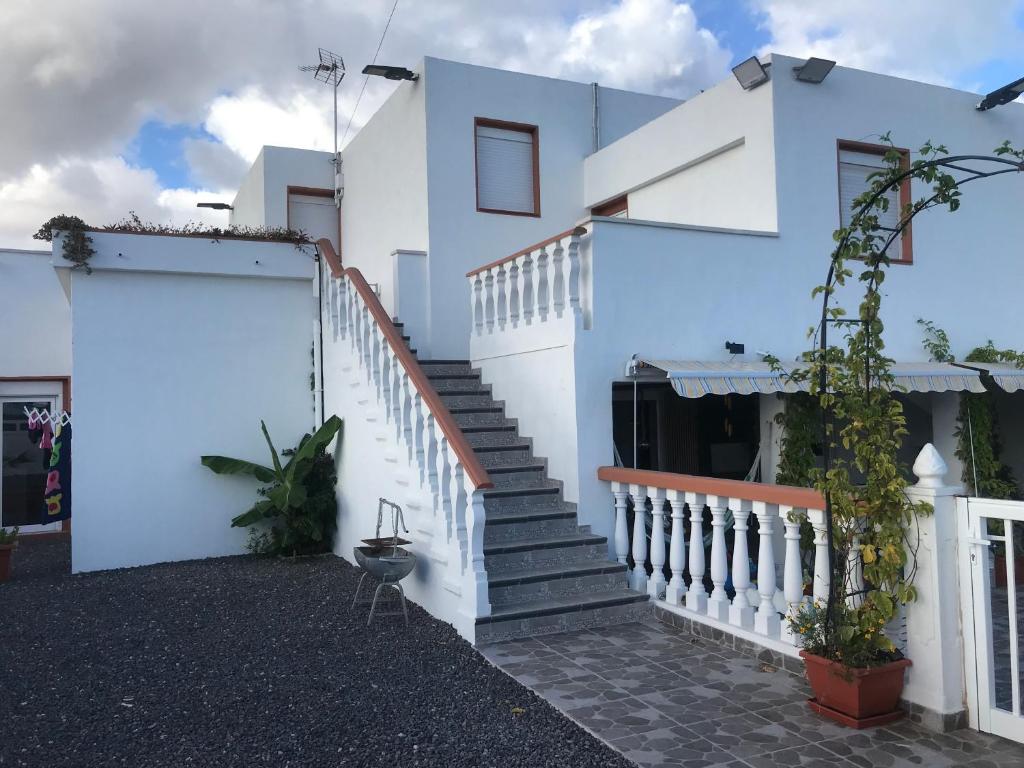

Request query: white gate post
[{"left": 902, "top": 443, "right": 966, "bottom": 731}]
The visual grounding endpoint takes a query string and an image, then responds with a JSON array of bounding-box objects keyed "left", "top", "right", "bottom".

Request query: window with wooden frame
[
  {"left": 836, "top": 140, "right": 912, "bottom": 264},
  {"left": 592, "top": 195, "right": 628, "bottom": 218},
  {"left": 474, "top": 118, "right": 540, "bottom": 217}
]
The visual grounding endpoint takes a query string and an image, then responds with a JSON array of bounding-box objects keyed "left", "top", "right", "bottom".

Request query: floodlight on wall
[
  {"left": 362, "top": 64, "right": 418, "bottom": 81},
  {"left": 793, "top": 57, "right": 835, "bottom": 84},
  {"left": 976, "top": 75, "right": 1024, "bottom": 111},
  {"left": 732, "top": 56, "right": 770, "bottom": 90},
  {"left": 197, "top": 202, "right": 233, "bottom": 210}
]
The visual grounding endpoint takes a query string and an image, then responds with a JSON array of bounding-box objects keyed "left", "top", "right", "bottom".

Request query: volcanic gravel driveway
[{"left": 0, "top": 539, "right": 632, "bottom": 768}]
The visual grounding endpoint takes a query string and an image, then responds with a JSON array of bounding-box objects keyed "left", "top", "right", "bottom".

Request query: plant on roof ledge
[
  {"left": 34, "top": 215, "right": 96, "bottom": 273},
  {"left": 772, "top": 136, "right": 1024, "bottom": 725}
]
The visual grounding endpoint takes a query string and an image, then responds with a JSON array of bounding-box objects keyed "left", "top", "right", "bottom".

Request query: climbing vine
[
  {"left": 918, "top": 319, "right": 1022, "bottom": 500},
  {"left": 34, "top": 214, "right": 96, "bottom": 273},
  {"left": 775, "top": 137, "right": 1024, "bottom": 665}
]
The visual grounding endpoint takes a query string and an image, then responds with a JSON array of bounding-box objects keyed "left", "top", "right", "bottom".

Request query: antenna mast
[{"left": 300, "top": 48, "right": 346, "bottom": 206}]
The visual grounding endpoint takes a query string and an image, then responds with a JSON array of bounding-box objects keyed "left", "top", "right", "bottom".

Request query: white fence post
[{"left": 903, "top": 443, "right": 966, "bottom": 731}]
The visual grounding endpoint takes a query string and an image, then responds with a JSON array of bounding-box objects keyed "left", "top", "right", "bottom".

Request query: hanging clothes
[{"left": 41, "top": 420, "right": 71, "bottom": 524}]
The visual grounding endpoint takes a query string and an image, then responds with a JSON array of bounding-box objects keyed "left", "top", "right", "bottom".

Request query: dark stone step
[
  {"left": 483, "top": 532, "right": 606, "bottom": 557},
  {"left": 477, "top": 590, "right": 650, "bottom": 625}
]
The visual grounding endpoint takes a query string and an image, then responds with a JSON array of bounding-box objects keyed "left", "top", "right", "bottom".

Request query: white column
[
  {"left": 779, "top": 505, "right": 804, "bottom": 645},
  {"left": 808, "top": 507, "right": 830, "bottom": 602},
  {"left": 665, "top": 490, "right": 687, "bottom": 605},
  {"left": 753, "top": 501, "right": 780, "bottom": 637},
  {"left": 629, "top": 484, "right": 649, "bottom": 593},
  {"left": 612, "top": 485, "right": 630, "bottom": 571},
  {"left": 686, "top": 492, "right": 708, "bottom": 613},
  {"left": 903, "top": 443, "right": 967, "bottom": 726},
  {"left": 707, "top": 497, "right": 730, "bottom": 620},
  {"left": 729, "top": 499, "right": 755, "bottom": 629},
  {"left": 647, "top": 487, "right": 667, "bottom": 599}
]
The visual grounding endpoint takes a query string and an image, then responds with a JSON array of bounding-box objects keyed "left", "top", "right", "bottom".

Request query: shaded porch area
[{"left": 482, "top": 620, "right": 1024, "bottom": 768}]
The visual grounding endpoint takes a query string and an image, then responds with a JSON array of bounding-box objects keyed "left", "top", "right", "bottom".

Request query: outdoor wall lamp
[
  {"left": 977, "top": 75, "right": 1024, "bottom": 111},
  {"left": 793, "top": 57, "right": 836, "bottom": 84},
  {"left": 732, "top": 56, "right": 770, "bottom": 90},
  {"left": 196, "top": 202, "right": 233, "bottom": 210},
  {"left": 725, "top": 341, "right": 745, "bottom": 354},
  {"left": 362, "top": 64, "right": 419, "bottom": 81}
]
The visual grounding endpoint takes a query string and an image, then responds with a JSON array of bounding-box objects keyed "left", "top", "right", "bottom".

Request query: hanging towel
[{"left": 41, "top": 421, "right": 71, "bottom": 524}]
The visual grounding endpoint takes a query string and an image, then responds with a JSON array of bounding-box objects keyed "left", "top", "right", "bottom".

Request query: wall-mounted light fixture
[
  {"left": 196, "top": 202, "right": 233, "bottom": 210},
  {"left": 977, "top": 75, "right": 1024, "bottom": 111},
  {"left": 793, "top": 57, "right": 836, "bottom": 84},
  {"left": 732, "top": 56, "right": 770, "bottom": 90},
  {"left": 725, "top": 341, "right": 745, "bottom": 354},
  {"left": 362, "top": 64, "right": 418, "bottom": 81}
]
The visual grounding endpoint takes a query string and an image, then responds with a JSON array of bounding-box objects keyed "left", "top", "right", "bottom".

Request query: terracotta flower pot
[
  {"left": 800, "top": 650, "right": 911, "bottom": 728},
  {"left": 0, "top": 542, "right": 16, "bottom": 582}
]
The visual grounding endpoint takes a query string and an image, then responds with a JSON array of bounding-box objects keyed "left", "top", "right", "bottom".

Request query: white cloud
[{"left": 753, "top": 0, "right": 1024, "bottom": 87}]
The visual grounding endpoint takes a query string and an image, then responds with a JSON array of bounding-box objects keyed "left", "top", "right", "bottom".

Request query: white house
[{"left": 6, "top": 52, "right": 1024, "bottom": 738}]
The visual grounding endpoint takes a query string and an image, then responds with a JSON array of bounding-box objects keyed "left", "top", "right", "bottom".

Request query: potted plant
[{"left": 0, "top": 527, "right": 19, "bottom": 582}]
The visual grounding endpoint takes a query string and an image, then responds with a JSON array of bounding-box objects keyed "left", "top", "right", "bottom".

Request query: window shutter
[
  {"left": 476, "top": 124, "right": 536, "bottom": 214},
  {"left": 838, "top": 149, "right": 901, "bottom": 239}
]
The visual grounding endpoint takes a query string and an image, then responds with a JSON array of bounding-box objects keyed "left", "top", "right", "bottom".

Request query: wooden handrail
[
  {"left": 465, "top": 225, "right": 588, "bottom": 278},
  {"left": 597, "top": 466, "right": 825, "bottom": 509},
  {"left": 317, "top": 239, "right": 493, "bottom": 490}
]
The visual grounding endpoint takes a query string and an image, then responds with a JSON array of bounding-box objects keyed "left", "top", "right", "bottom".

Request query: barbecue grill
[{"left": 351, "top": 498, "right": 416, "bottom": 626}]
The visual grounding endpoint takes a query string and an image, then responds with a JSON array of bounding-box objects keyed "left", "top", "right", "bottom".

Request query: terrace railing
[{"left": 597, "top": 467, "right": 835, "bottom": 652}]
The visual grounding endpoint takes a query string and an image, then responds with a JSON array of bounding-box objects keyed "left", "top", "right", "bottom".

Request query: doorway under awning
[{"left": 633, "top": 358, "right": 990, "bottom": 397}]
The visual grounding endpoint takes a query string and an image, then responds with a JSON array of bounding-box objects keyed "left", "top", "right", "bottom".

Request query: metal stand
[{"left": 351, "top": 572, "right": 410, "bottom": 626}]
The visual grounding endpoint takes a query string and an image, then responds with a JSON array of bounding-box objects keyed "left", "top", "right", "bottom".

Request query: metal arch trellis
[{"left": 815, "top": 150, "right": 1024, "bottom": 640}]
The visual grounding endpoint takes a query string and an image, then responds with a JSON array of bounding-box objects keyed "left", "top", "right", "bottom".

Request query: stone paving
[{"left": 481, "top": 620, "right": 1024, "bottom": 768}]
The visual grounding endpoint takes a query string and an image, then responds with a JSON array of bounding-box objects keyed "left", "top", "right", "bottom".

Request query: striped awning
[
  {"left": 953, "top": 362, "right": 1024, "bottom": 393},
  {"left": 637, "top": 359, "right": 987, "bottom": 398}
]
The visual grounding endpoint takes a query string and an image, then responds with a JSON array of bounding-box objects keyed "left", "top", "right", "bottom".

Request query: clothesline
[{"left": 24, "top": 406, "right": 72, "bottom": 428}]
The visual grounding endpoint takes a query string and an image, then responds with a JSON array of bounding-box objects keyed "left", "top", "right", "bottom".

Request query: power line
[{"left": 341, "top": 0, "right": 400, "bottom": 146}]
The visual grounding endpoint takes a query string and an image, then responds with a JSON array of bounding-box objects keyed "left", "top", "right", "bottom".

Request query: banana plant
[{"left": 201, "top": 416, "right": 342, "bottom": 552}]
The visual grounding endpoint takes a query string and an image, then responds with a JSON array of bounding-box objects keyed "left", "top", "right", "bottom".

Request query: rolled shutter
[
  {"left": 476, "top": 124, "right": 536, "bottom": 214},
  {"left": 838, "top": 149, "right": 900, "bottom": 235}
]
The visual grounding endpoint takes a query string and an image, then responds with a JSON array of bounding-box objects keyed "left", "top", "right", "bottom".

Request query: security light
[
  {"left": 362, "top": 64, "right": 418, "bottom": 81},
  {"left": 976, "top": 75, "right": 1024, "bottom": 111},
  {"left": 793, "top": 57, "right": 836, "bottom": 84},
  {"left": 197, "top": 202, "right": 233, "bottom": 210},
  {"left": 732, "top": 56, "right": 770, "bottom": 90}
]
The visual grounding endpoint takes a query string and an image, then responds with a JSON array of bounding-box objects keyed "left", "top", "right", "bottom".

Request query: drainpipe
[
  {"left": 591, "top": 82, "right": 601, "bottom": 153},
  {"left": 314, "top": 249, "right": 326, "bottom": 428}
]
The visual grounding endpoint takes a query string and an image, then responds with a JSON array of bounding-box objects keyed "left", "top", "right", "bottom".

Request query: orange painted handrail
[
  {"left": 317, "top": 239, "right": 493, "bottom": 490},
  {"left": 465, "top": 225, "right": 588, "bottom": 278},
  {"left": 597, "top": 466, "right": 825, "bottom": 509}
]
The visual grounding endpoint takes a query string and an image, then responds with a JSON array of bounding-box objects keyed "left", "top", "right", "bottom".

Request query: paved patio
[{"left": 482, "top": 620, "right": 1024, "bottom": 768}]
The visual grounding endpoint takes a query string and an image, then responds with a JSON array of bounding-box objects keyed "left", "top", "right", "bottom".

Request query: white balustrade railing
[
  {"left": 468, "top": 226, "right": 586, "bottom": 336},
  {"left": 318, "top": 239, "right": 493, "bottom": 629},
  {"left": 598, "top": 467, "right": 833, "bottom": 652}
]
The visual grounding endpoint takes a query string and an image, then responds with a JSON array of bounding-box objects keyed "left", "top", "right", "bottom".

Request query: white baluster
[
  {"left": 686, "top": 492, "right": 708, "bottom": 613},
  {"left": 629, "top": 484, "right": 649, "bottom": 593},
  {"left": 707, "top": 497, "right": 730, "bottom": 621},
  {"left": 471, "top": 275, "right": 483, "bottom": 336},
  {"left": 665, "top": 490, "right": 687, "bottom": 605},
  {"left": 508, "top": 260, "right": 521, "bottom": 328},
  {"left": 566, "top": 228, "right": 583, "bottom": 318},
  {"left": 612, "top": 484, "right": 630, "bottom": 571},
  {"left": 551, "top": 239, "right": 565, "bottom": 318},
  {"left": 495, "top": 264, "right": 508, "bottom": 331},
  {"left": 808, "top": 508, "right": 830, "bottom": 602},
  {"left": 728, "top": 499, "right": 755, "bottom": 629},
  {"left": 753, "top": 501, "right": 780, "bottom": 637},
  {"left": 463, "top": 483, "right": 491, "bottom": 620},
  {"left": 647, "top": 487, "right": 667, "bottom": 599},
  {"left": 412, "top": 392, "right": 426, "bottom": 485},
  {"left": 521, "top": 252, "right": 535, "bottom": 324},
  {"left": 434, "top": 422, "right": 454, "bottom": 548},
  {"left": 779, "top": 505, "right": 804, "bottom": 645},
  {"left": 391, "top": 352, "right": 404, "bottom": 443},
  {"left": 483, "top": 269, "right": 495, "bottom": 334},
  {"left": 535, "top": 246, "right": 549, "bottom": 322}
]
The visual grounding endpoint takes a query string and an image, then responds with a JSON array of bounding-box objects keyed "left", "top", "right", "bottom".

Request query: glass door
[{"left": 1, "top": 398, "right": 61, "bottom": 533}]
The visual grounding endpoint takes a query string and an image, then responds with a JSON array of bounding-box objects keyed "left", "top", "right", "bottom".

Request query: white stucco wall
[
  {"left": 423, "top": 58, "right": 678, "bottom": 358},
  {"left": 69, "top": 232, "right": 315, "bottom": 572},
  {"left": 0, "top": 248, "right": 71, "bottom": 377},
  {"left": 583, "top": 72, "right": 777, "bottom": 233},
  {"left": 231, "top": 146, "right": 335, "bottom": 229}
]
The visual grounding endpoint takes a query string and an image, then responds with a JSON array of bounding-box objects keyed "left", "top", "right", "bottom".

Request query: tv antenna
[{"left": 300, "top": 48, "right": 346, "bottom": 205}]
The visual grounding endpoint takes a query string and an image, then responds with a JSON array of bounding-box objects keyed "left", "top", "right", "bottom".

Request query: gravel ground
[{"left": 1, "top": 539, "right": 633, "bottom": 768}]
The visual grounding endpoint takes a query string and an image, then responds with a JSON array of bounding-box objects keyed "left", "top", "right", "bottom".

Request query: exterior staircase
[{"left": 396, "top": 323, "right": 649, "bottom": 644}]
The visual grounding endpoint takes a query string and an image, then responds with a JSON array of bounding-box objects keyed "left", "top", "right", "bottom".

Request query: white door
[
  {"left": 288, "top": 192, "right": 339, "bottom": 249},
  {"left": 0, "top": 382, "right": 64, "bottom": 535},
  {"left": 960, "top": 496, "right": 1024, "bottom": 743}
]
